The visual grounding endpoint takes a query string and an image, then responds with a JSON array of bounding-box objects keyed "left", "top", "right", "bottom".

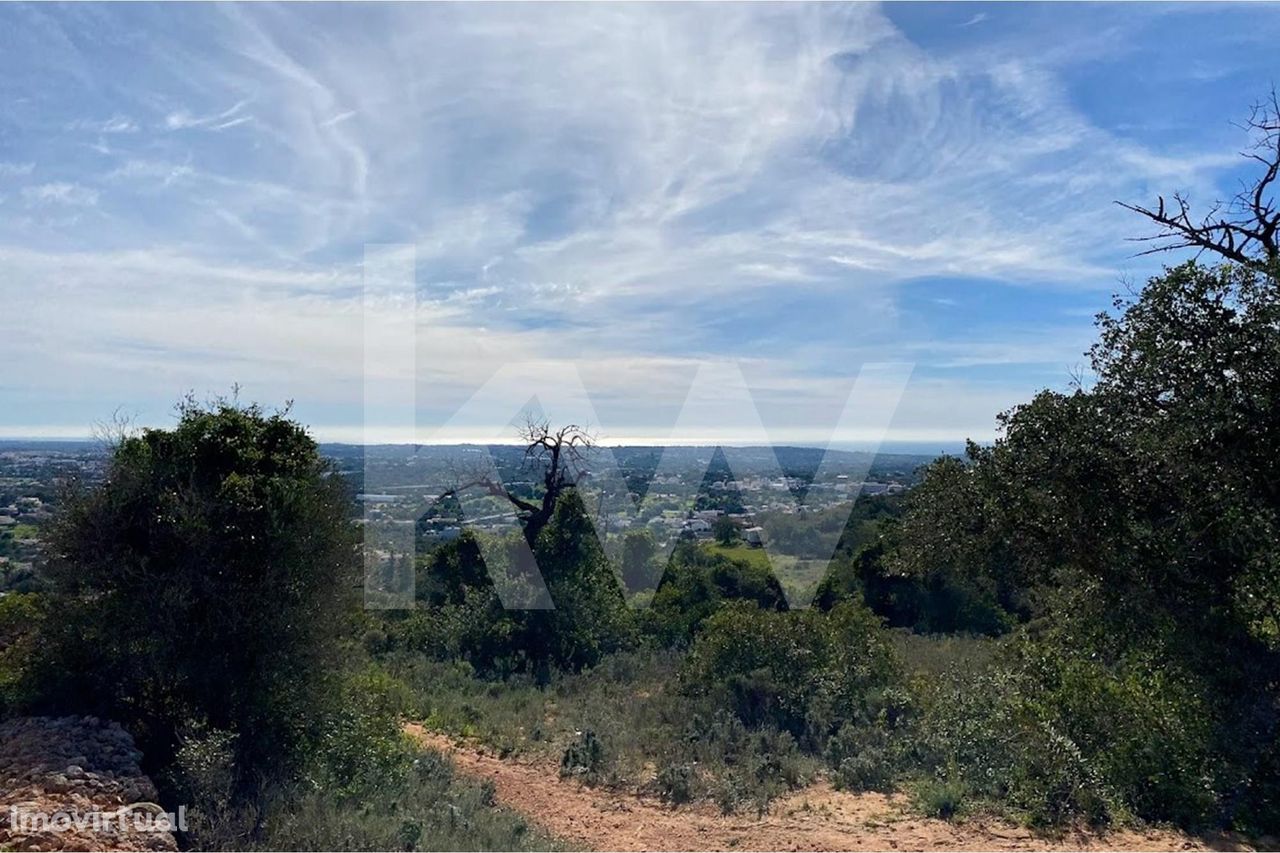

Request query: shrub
[
  {"left": 225, "top": 745, "right": 551, "bottom": 852},
  {"left": 655, "top": 761, "right": 696, "bottom": 805},
  {"left": 1012, "top": 633, "right": 1218, "bottom": 827},
  {"left": 680, "top": 601, "right": 901, "bottom": 742},
  {"left": 643, "top": 543, "right": 787, "bottom": 647},
  {"left": 913, "top": 777, "right": 967, "bottom": 821},
  {"left": 166, "top": 724, "right": 254, "bottom": 847},
  {"left": 744, "top": 729, "right": 805, "bottom": 792},
  {"left": 909, "top": 657, "right": 1121, "bottom": 827},
  {"left": 0, "top": 592, "right": 43, "bottom": 715},
  {"left": 560, "top": 729, "right": 608, "bottom": 785},
  {"left": 825, "top": 723, "right": 896, "bottom": 793},
  {"left": 32, "top": 400, "right": 360, "bottom": 793},
  {"left": 307, "top": 667, "right": 417, "bottom": 796}
]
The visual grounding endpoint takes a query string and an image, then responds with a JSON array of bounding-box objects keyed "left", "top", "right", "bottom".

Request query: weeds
[
  {"left": 913, "top": 777, "right": 968, "bottom": 821},
  {"left": 188, "top": 745, "right": 556, "bottom": 851},
  {"left": 654, "top": 761, "right": 696, "bottom": 805},
  {"left": 560, "top": 730, "right": 608, "bottom": 784}
]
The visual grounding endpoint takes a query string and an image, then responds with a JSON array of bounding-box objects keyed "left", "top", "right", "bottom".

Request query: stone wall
[{"left": 0, "top": 716, "right": 177, "bottom": 852}]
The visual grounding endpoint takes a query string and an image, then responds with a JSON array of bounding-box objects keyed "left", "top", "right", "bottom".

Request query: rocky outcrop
[{"left": 0, "top": 716, "right": 177, "bottom": 852}]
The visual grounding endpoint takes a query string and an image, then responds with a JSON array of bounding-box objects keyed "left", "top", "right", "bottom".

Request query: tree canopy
[{"left": 34, "top": 399, "right": 360, "bottom": 788}]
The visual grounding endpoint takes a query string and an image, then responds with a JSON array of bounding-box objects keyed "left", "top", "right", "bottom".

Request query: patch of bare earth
[{"left": 406, "top": 724, "right": 1251, "bottom": 852}]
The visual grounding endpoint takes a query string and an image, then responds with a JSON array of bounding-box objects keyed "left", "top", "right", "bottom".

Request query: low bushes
[
  {"left": 903, "top": 626, "right": 1264, "bottom": 831},
  {"left": 679, "top": 601, "right": 902, "bottom": 743},
  {"left": 166, "top": 663, "right": 553, "bottom": 852},
  {"left": 559, "top": 730, "right": 608, "bottom": 784},
  {"left": 198, "top": 745, "right": 553, "bottom": 852}
]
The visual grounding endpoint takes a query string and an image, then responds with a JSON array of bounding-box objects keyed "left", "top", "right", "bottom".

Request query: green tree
[
  {"left": 645, "top": 542, "right": 787, "bottom": 647},
  {"left": 886, "top": 262, "right": 1280, "bottom": 828},
  {"left": 619, "top": 527, "right": 660, "bottom": 594},
  {"left": 881, "top": 94, "right": 1280, "bottom": 829},
  {"left": 528, "top": 489, "right": 634, "bottom": 670},
  {"left": 407, "top": 490, "right": 633, "bottom": 675},
  {"left": 712, "top": 515, "right": 740, "bottom": 546},
  {"left": 34, "top": 399, "right": 359, "bottom": 791}
]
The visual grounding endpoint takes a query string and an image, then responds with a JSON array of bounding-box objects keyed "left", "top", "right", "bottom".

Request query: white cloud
[
  {"left": 0, "top": 4, "right": 1261, "bottom": 439},
  {"left": 69, "top": 114, "right": 137, "bottom": 133},
  {"left": 164, "top": 99, "right": 252, "bottom": 131},
  {"left": 319, "top": 110, "right": 356, "bottom": 129},
  {"left": 21, "top": 182, "right": 98, "bottom": 206},
  {"left": 106, "top": 159, "right": 195, "bottom": 186}
]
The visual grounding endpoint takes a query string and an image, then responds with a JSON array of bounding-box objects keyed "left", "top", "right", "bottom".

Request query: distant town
[
  {"left": 349, "top": 443, "right": 923, "bottom": 546},
  {"left": 0, "top": 439, "right": 934, "bottom": 597}
]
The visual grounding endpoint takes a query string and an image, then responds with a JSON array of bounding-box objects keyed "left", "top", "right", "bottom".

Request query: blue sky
[{"left": 1, "top": 2, "right": 1276, "bottom": 446}]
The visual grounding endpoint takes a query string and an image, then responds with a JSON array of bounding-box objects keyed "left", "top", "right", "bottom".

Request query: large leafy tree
[
  {"left": 885, "top": 96, "right": 1280, "bottom": 830},
  {"left": 35, "top": 399, "right": 359, "bottom": 788},
  {"left": 410, "top": 489, "right": 633, "bottom": 675}
]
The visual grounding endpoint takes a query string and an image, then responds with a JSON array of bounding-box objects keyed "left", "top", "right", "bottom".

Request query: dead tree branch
[
  {"left": 1118, "top": 89, "right": 1280, "bottom": 271},
  {"left": 440, "top": 416, "right": 597, "bottom": 543}
]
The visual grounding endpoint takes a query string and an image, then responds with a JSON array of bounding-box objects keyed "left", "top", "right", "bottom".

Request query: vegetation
[
  {"left": 3, "top": 91, "right": 1280, "bottom": 851},
  {"left": 377, "top": 94, "right": 1280, "bottom": 840},
  {"left": 30, "top": 399, "right": 359, "bottom": 786},
  {"left": 0, "top": 399, "right": 552, "bottom": 851}
]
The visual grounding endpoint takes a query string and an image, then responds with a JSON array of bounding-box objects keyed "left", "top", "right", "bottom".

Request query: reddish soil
[{"left": 405, "top": 724, "right": 1252, "bottom": 852}]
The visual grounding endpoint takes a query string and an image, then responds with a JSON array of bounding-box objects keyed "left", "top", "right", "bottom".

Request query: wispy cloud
[
  {"left": 21, "top": 182, "right": 98, "bottom": 206},
  {"left": 68, "top": 114, "right": 137, "bottom": 133},
  {"left": 164, "top": 99, "right": 252, "bottom": 131},
  {"left": 319, "top": 110, "right": 356, "bottom": 129},
  {"left": 0, "top": 2, "right": 1273, "bottom": 439}
]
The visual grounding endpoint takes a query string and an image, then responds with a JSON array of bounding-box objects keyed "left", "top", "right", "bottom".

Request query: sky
[{"left": 1, "top": 2, "right": 1277, "bottom": 448}]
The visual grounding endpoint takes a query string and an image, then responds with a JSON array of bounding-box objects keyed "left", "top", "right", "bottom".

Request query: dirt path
[{"left": 406, "top": 724, "right": 1243, "bottom": 852}]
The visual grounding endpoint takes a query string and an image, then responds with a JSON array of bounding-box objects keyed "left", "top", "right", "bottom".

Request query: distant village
[
  {"left": 357, "top": 449, "right": 914, "bottom": 552},
  {"left": 0, "top": 441, "right": 926, "bottom": 593},
  {"left": 0, "top": 444, "right": 105, "bottom": 592}
]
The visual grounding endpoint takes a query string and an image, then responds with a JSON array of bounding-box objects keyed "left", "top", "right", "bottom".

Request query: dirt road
[{"left": 406, "top": 724, "right": 1242, "bottom": 852}]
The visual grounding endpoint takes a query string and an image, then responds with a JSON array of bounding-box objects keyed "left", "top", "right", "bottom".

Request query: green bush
[
  {"left": 560, "top": 729, "right": 608, "bottom": 784},
  {"left": 680, "top": 601, "right": 901, "bottom": 742},
  {"left": 166, "top": 723, "right": 243, "bottom": 842},
  {"left": 654, "top": 761, "right": 696, "bottom": 804},
  {"left": 32, "top": 400, "right": 360, "bottom": 792},
  {"left": 1013, "top": 633, "right": 1218, "bottom": 827},
  {"left": 0, "top": 592, "right": 43, "bottom": 715},
  {"left": 825, "top": 722, "right": 897, "bottom": 793},
  {"left": 903, "top": 626, "right": 1236, "bottom": 830},
  {"left": 643, "top": 541, "right": 787, "bottom": 647},
  {"left": 909, "top": 658, "right": 1120, "bottom": 827},
  {"left": 307, "top": 667, "right": 417, "bottom": 796},
  {"left": 206, "top": 746, "right": 553, "bottom": 852},
  {"left": 913, "top": 777, "right": 967, "bottom": 821}
]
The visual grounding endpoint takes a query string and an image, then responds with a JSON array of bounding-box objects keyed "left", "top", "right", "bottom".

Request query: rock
[
  {"left": 0, "top": 716, "right": 177, "bottom": 852},
  {"left": 45, "top": 773, "right": 72, "bottom": 793}
]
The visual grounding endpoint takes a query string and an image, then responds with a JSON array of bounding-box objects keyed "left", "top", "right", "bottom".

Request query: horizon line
[{"left": 0, "top": 432, "right": 978, "bottom": 451}]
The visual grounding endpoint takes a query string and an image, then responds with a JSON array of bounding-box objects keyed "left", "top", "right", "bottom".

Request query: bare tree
[
  {"left": 441, "top": 416, "right": 596, "bottom": 543},
  {"left": 1118, "top": 90, "right": 1280, "bottom": 271}
]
